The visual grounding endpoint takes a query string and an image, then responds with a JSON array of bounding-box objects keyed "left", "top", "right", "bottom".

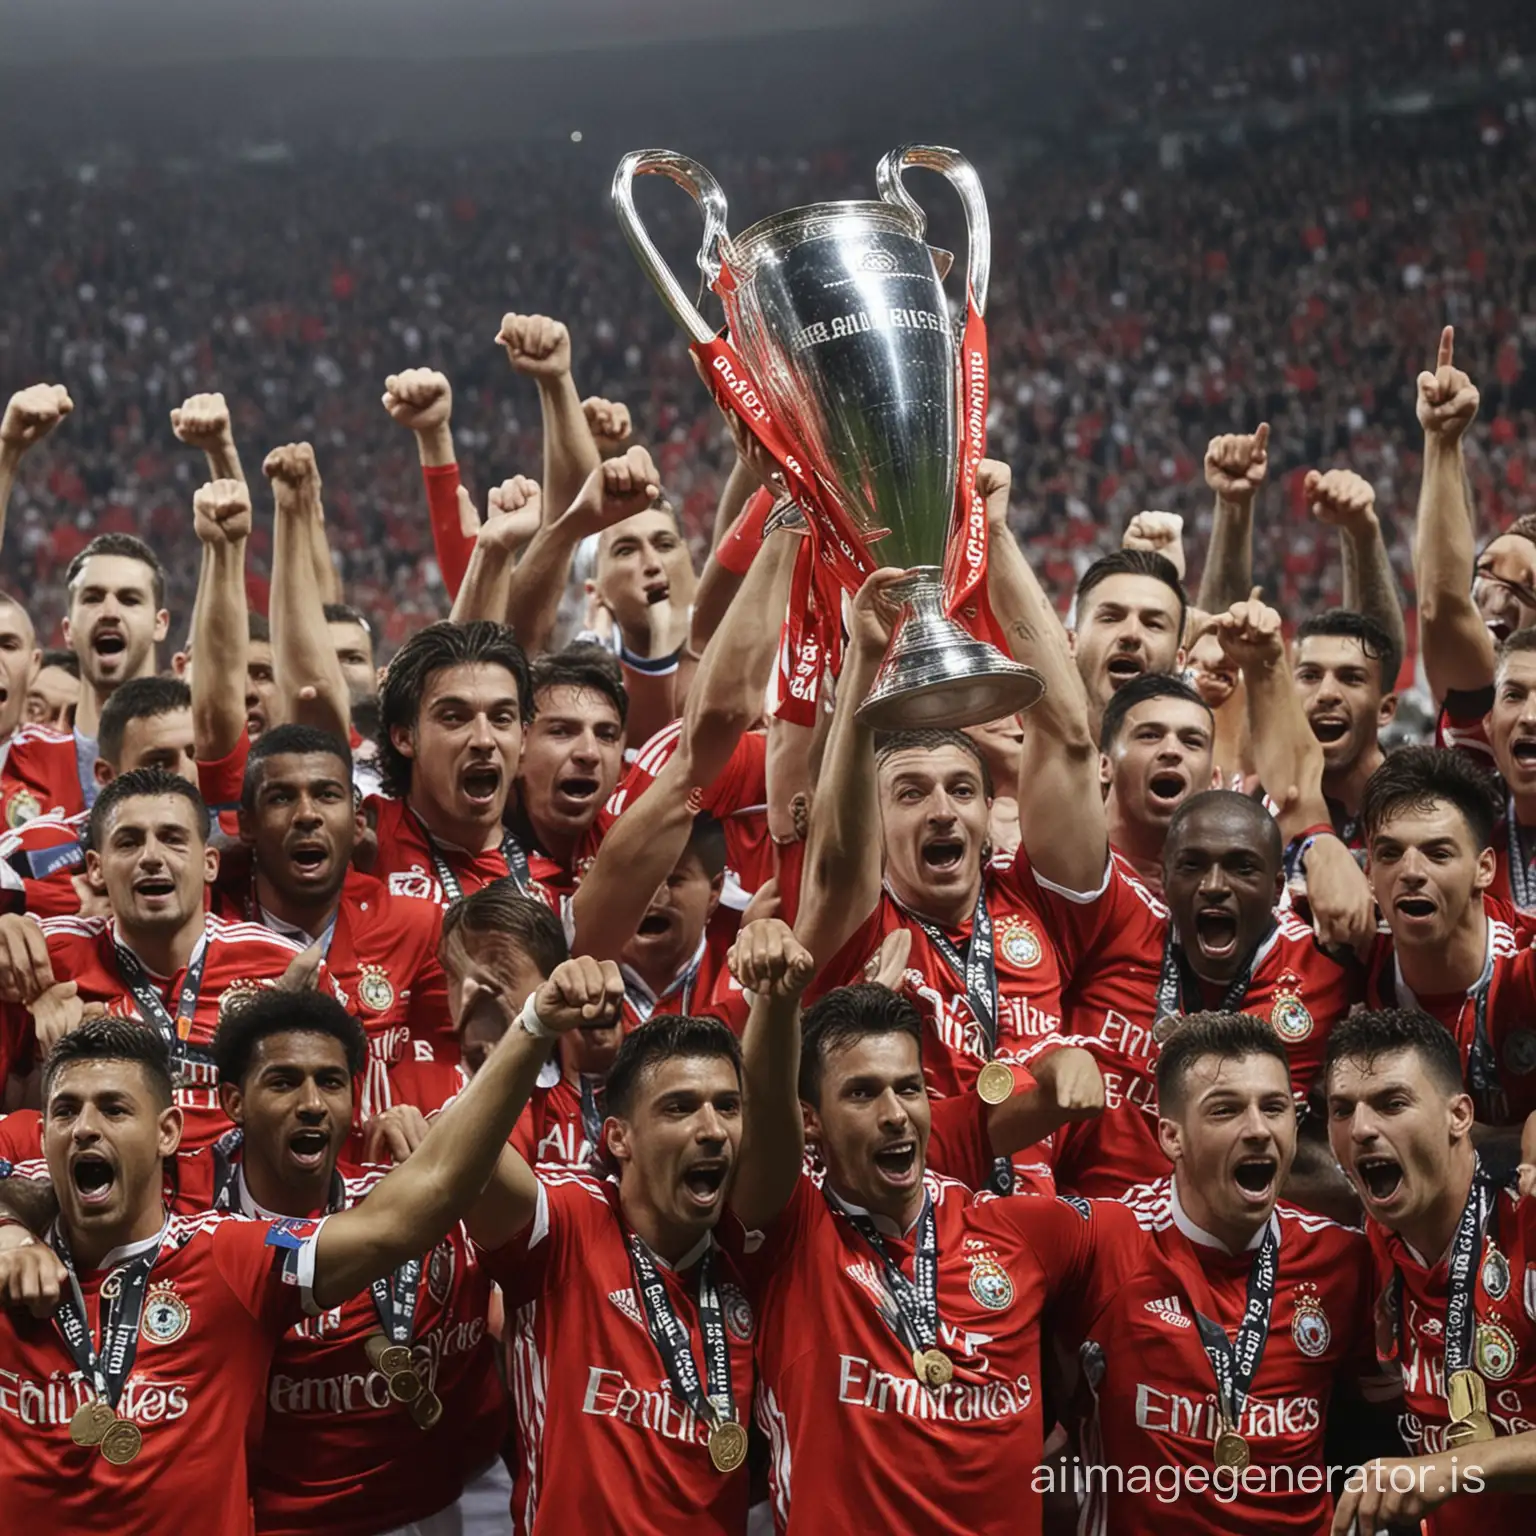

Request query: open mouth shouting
[
  {"left": 70, "top": 1151, "right": 117, "bottom": 1210},
  {"left": 286, "top": 838, "right": 333, "bottom": 884},
  {"left": 680, "top": 1157, "right": 730, "bottom": 1213},
  {"left": 1193, "top": 904, "right": 1240, "bottom": 964},
  {"left": 643, "top": 579, "right": 672, "bottom": 607},
  {"left": 1106, "top": 654, "right": 1145, "bottom": 689},
  {"left": 552, "top": 773, "right": 602, "bottom": 817},
  {"left": 1392, "top": 891, "right": 1438, "bottom": 928},
  {"left": 287, "top": 1126, "right": 332, "bottom": 1173},
  {"left": 920, "top": 835, "right": 966, "bottom": 878},
  {"left": 1231, "top": 1154, "right": 1279, "bottom": 1205},
  {"left": 1147, "top": 770, "right": 1188, "bottom": 811},
  {"left": 1486, "top": 617, "right": 1516, "bottom": 645},
  {"left": 459, "top": 761, "right": 503, "bottom": 812},
  {"left": 133, "top": 874, "right": 178, "bottom": 911},
  {"left": 636, "top": 907, "right": 673, "bottom": 940},
  {"left": 91, "top": 627, "right": 129, "bottom": 671},
  {"left": 1510, "top": 736, "right": 1536, "bottom": 776},
  {"left": 1308, "top": 714, "right": 1350, "bottom": 746},
  {"left": 1355, "top": 1153, "right": 1405, "bottom": 1206},
  {"left": 872, "top": 1137, "right": 920, "bottom": 1191}
]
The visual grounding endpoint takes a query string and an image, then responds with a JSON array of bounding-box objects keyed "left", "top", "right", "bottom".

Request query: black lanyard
[
  {"left": 1506, "top": 800, "right": 1535, "bottom": 913},
  {"left": 1153, "top": 924, "right": 1265, "bottom": 1037},
  {"left": 419, "top": 815, "right": 530, "bottom": 901},
  {"left": 624, "top": 1227, "right": 735, "bottom": 1432},
  {"left": 831, "top": 1190, "right": 941, "bottom": 1359},
  {"left": 113, "top": 933, "right": 209, "bottom": 1056},
  {"left": 50, "top": 1222, "right": 163, "bottom": 1412},
  {"left": 624, "top": 955, "right": 700, "bottom": 1024},
  {"left": 1441, "top": 1162, "right": 1495, "bottom": 1380},
  {"left": 578, "top": 1075, "right": 605, "bottom": 1160},
  {"left": 901, "top": 885, "right": 998, "bottom": 1056},
  {"left": 1382, "top": 956, "right": 1503, "bottom": 1123},
  {"left": 1188, "top": 1217, "right": 1278, "bottom": 1434}
]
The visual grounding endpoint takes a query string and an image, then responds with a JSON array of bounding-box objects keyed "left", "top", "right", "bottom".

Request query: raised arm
[
  {"left": 1122, "top": 510, "right": 1187, "bottom": 581},
  {"left": 1306, "top": 468, "right": 1406, "bottom": 681},
  {"left": 449, "top": 476, "right": 543, "bottom": 626},
  {"left": 1195, "top": 423, "right": 1268, "bottom": 615},
  {"left": 188, "top": 479, "right": 253, "bottom": 762},
  {"left": 495, "top": 314, "right": 601, "bottom": 533},
  {"left": 314, "top": 959, "right": 624, "bottom": 1305},
  {"left": 727, "top": 918, "right": 816, "bottom": 1229},
  {"left": 170, "top": 391, "right": 245, "bottom": 484},
  {"left": 383, "top": 368, "right": 473, "bottom": 604},
  {"left": 794, "top": 569, "right": 905, "bottom": 966},
  {"left": 0, "top": 385, "right": 73, "bottom": 554},
  {"left": 265, "top": 444, "right": 349, "bottom": 740},
  {"left": 980, "top": 461, "right": 1106, "bottom": 892},
  {"left": 1412, "top": 325, "right": 1489, "bottom": 699}
]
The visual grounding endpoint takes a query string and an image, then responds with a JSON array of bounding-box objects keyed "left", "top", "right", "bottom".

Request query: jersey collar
[
  {"left": 825, "top": 1181, "right": 927, "bottom": 1240},
  {"left": 1169, "top": 1174, "right": 1278, "bottom": 1257},
  {"left": 1392, "top": 912, "right": 1494, "bottom": 1011}
]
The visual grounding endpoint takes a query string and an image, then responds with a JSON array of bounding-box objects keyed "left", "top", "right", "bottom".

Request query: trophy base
[{"left": 855, "top": 569, "right": 1046, "bottom": 732}]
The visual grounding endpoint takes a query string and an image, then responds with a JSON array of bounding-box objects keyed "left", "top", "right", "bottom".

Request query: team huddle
[{"left": 0, "top": 314, "right": 1533, "bottom": 1536}]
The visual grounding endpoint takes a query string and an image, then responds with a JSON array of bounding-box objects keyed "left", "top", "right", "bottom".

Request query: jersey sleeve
[
  {"left": 0, "top": 1108, "right": 42, "bottom": 1166},
  {"left": 1013, "top": 848, "right": 1155, "bottom": 973},
  {"left": 700, "top": 731, "right": 767, "bottom": 818},
  {"left": 212, "top": 1213, "right": 327, "bottom": 1332},
  {"left": 477, "top": 1173, "right": 603, "bottom": 1308},
  {"left": 1004, "top": 1193, "right": 1136, "bottom": 1310},
  {"left": 722, "top": 1172, "right": 824, "bottom": 1295},
  {"left": 195, "top": 731, "right": 251, "bottom": 812}
]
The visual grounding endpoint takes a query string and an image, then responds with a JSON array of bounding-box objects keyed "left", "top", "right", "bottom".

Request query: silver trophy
[{"left": 613, "top": 145, "right": 1044, "bottom": 731}]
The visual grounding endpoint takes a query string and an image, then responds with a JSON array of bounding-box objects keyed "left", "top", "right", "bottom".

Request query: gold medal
[
  {"left": 99, "top": 1419, "right": 142, "bottom": 1466},
  {"left": 1447, "top": 1368, "right": 1487, "bottom": 1423},
  {"left": 708, "top": 1419, "right": 749, "bottom": 1474},
  {"left": 1446, "top": 1411, "right": 1496, "bottom": 1447},
  {"left": 69, "top": 1400, "right": 116, "bottom": 1448},
  {"left": 1212, "top": 1427, "right": 1249, "bottom": 1470},
  {"left": 976, "top": 1062, "right": 1015, "bottom": 1106},
  {"left": 409, "top": 1389, "right": 444, "bottom": 1431},
  {"left": 912, "top": 1347, "right": 953, "bottom": 1389},
  {"left": 386, "top": 1367, "right": 423, "bottom": 1405},
  {"left": 364, "top": 1334, "right": 414, "bottom": 1376}
]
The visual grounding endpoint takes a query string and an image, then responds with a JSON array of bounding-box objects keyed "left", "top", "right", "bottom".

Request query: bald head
[
  {"left": 1166, "top": 790, "right": 1283, "bottom": 870},
  {"left": 0, "top": 593, "right": 40, "bottom": 738}
]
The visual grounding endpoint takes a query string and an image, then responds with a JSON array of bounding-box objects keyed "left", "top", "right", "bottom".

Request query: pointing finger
[{"left": 1438, "top": 324, "right": 1454, "bottom": 370}]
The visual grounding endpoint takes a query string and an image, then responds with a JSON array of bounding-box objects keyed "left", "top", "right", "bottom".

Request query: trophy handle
[
  {"left": 612, "top": 150, "right": 731, "bottom": 345},
  {"left": 876, "top": 145, "right": 991, "bottom": 314}
]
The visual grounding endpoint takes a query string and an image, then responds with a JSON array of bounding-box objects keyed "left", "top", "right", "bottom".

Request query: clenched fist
[
  {"left": 1122, "top": 511, "right": 1187, "bottom": 579},
  {"left": 170, "top": 392, "right": 232, "bottom": 451},
  {"left": 496, "top": 314, "right": 571, "bottom": 380},
  {"left": 728, "top": 919, "right": 816, "bottom": 1000},
  {"left": 582, "top": 397, "right": 632, "bottom": 456},
  {"left": 192, "top": 478, "right": 253, "bottom": 545},
  {"left": 1416, "top": 325, "right": 1479, "bottom": 444},
  {"left": 1204, "top": 422, "right": 1270, "bottom": 505},
  {"left": 527, "top": 956, "right": 627, "bottom": 1034},
  {"left": 382, "top": 369, "right": 452, "bottom": 433},
  {"left": 1, "top": 384, "right": 73, "bottom": 455},
  {"left": 1215, "top": 587, "right": 1285, "bottom": 672},
  {"left": 474, "top": 475, "right": 543, "bottom": 553},
  {"left": 565, "top": 445, "right": 662, "bottom": 533},
  {"left": 263, "top": 443, "right": 321, "bottom": 493},
  {"left": 1304, "top": 468, "right": 1375, "bottom": 531},
  {"left": 976, "top": 458, "right": 1012, "bottom": 529}
]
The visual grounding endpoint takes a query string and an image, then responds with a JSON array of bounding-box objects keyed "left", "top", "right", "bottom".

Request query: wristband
[
  {"left": 619, "top": 641, "right": 684, "bottom": 676},
  {"left": 519, "top": 992, "right": 554, "bottom": 1041},
  {"left": 1295, "top": 823, "right": 1335, "bottom": 844}
]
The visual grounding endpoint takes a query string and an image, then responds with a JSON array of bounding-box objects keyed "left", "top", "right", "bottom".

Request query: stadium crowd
[{"left": 0, "top": 4, "right": 1535, "bottom": 1534}]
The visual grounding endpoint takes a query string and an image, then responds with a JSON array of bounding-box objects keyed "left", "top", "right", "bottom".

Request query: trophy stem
[{"left": 854, "top": 567, "right": 1045, "bottom": 732}]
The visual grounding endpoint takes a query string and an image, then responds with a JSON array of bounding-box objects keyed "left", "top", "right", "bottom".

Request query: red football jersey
[
  {"left": 809, "top": 852, "right": 1069, "bottom": 1101},
  {"left": 729, "top": 1170, "right": 1104, "bottom": 1534},
  {"left": 1057, "top": 1178, "right": 1380, "bottom": 1535},
  {"left": 510, "top": 1064, "right": 602, "bottom": 1172},
  {"left": 0, "top": 1106, "right": 42, "bottom": 1165},
  {"left": 620, "top": 934, "right": 732, "bottom": 1032},
  {"left": 0, "top": 913, "right": 334, "bottom": 1152},
  {"left": 1366, "top": 907, "right": 1536, "bottom": 1126},
  {"left": 607, "top": 722, "right": 775, "bottom": 898},
  {"left": 1368, "top": 1181, "right": 1536, "bottom": 1536},
  {"left": 1, "top": 724, "right": 87, "bottom": 826},
  {"left": 1436, "top": 688, "right": 1496, "bottom": 770},
  {"left": 1020, "top": 852, "right": 1362, "bottom": 1197},
  {"left": 213, "top": 864, "right": 451, "bottom": 1111},
  {"left": 367, "top": 794, "right": 563, "bottom": 914},
  {"left": 0, "top": 810, "right": 88, "bottom": 917},
  {"left": 483, "top": 1171, "right": 755, "bottom": 1534},
  {"left": 0, "top": 1208, "right": 322, "bottom": 1534}
]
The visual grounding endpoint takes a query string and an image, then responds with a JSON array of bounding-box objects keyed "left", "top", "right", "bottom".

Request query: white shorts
[{"left": 377, "top": 1459, "right": 513, "bottom": 1536}]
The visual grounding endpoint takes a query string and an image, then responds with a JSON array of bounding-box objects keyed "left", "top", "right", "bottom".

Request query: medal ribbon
[
  {"left": 774, "top": 537, "right": 824, "bottom": 727},
  {"left": 624, "top": 1227, "right": 736, "bottom": 1433},
  {"left": 1153, "top": 924, "right": 1264, "bottom": 1032},
  {"left": 49, "top": 1222, "right": 164, "bottom": 1413},
  {"left": 895, "top": 884, "right": 997, "bottom": 1057},
  {"left": 1188, "top": 1216, "right": 1279, "bottom": 1433},
  {"left": 113, "top": 932, "right": 213, "bottom": 1076},
  {"left": 578, "top": 1075, "right": 605, "bottom": 1162},
  {"left": 831, "top": 1190, "right": 941, "bottom": 1359},
  {"left": 1441, "top": 1161, "right": 1495, "bottom": 1381},
  {"left": 371, "top": 1256, "right": 424, "bottom": 1347},
  {"left": 422, "top": 822, "right": 532, "bottom": 902},
  {"left": 1506, "top": 799, "right": 1535, "bottom": 913},
  {"left": 942, "top": 292, "right": 990, "bottom": 622}
]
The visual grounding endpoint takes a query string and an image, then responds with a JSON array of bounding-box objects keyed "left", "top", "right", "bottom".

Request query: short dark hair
[
  {"left": 98, "top": 676, "right": 191, "bottom": 768},
  {"left": 1496, "top": 626, "right": 1536, "bottom": 677},
  {"left": 530, "top": 645, "right": 628, "bottom": 729},
  {"left": 1323, "top": 1007, "right": 1465, "bottom": 1099},
  {"left": 241, "top": 723, "right": 353, "bottom": 813},
  {"left": 1076, "top": 549, "right": 1187, "bottom": 640},
  {"left": 438, "top": 880, "right": 569, "bottom": 978},
  {"left": 66, "top": 534, "right": 167, "bottom": 610},
  {"left": 88, "top": 766, "right": 210, "bottom": 850},
  {"left": 247, "top": 612, "right": 271, "bottom": 646},
  {"left": 1155, "top": 1011, "right": 1292, "bottom": 1115},
  {"left": 1166, "top": 789, "right": 1282, "bottom": 870},
  {"left": 378, "top": 621, "right": 532, "bottom": 799},
  {"left": 875, "top": 728, "right": 994, "bottom": 799},
  {"left": 684, "top": 813, "right": 728, "bottom": 881},
  {"left": 1360, "top": 746, "right": 1502, "bottom": 851},
  {"left": 42, "top": 1015, "right": 174, "bottom": 1108},
  {"left": 1100, "top": 673, "right": 1212, "bottom": 753},
  {"left": 212, "top": 987, "right": 368, "bottom": 1086},
  {"left": 1296, "top": 608, "right": 1401, "bottom": 695},
  {"left": 39, "top": 648, "right": 78, "bottom": 677},
  {"left": 604, "top": 1015, "right": 743, "bottom": 1120},
  {"left": 799, "top": 983, "right": 923, "bottom": 1104},
  {"left": 323, "top": 602, "right": 372, "bottom": 636}
]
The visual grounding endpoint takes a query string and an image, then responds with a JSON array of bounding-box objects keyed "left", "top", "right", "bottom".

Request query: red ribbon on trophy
[{"left": 944, "top": 290, "right": 991, "bottom": 628}]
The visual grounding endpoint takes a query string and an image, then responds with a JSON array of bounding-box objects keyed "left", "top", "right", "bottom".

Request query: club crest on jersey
[
  {"left": 1476, "top": 1320, "right": 1518, "bottom": 1380},
  {"left": 388, "top": 868, "right": 439, "bottom": 903},
  {"left": 1269, "top": 978, "right": 1313, "bottom": 1043},
  {"left": 427, "top": 1238, "right": 455, "bottom": 1304},
  {"left": 1482, "top": 1242, "right": 1512, "bottom": 1303},
  {"left": 357, "top": 964, "right": 395, "bottom": 1014},
  {"left": 966, "top": 1247, "right": 1015, "bottom": 1312},
  {"left": 141, "top": 1282, "right": 191, "bottom": 1345},
  {"left": 997, "top": 917, "right": 1042, "bottom": 971},
  {"left": 219, "top": 979, "right": 263, "bottom": 1018},
  {"left": 1503, "top": 1030, "right": 1536, "bottom": 1077},
  {"left": 722, "top": 1282, "right": 754, "bottom": 1341},
  {"left": 1290, "top": 1283, "right": 1331, "bottom": 1358},
  {"left": 5, "top": 789, "right": 40, "bottom": 828}
]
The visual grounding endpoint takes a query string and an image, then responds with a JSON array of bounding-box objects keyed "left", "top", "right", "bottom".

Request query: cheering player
[
  {"left": 0, "top": 947, "right": 604, "bottom": 1535},
  {"left": 1325, "top": 1009, "right": 1536, "bottom": 1534}
]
